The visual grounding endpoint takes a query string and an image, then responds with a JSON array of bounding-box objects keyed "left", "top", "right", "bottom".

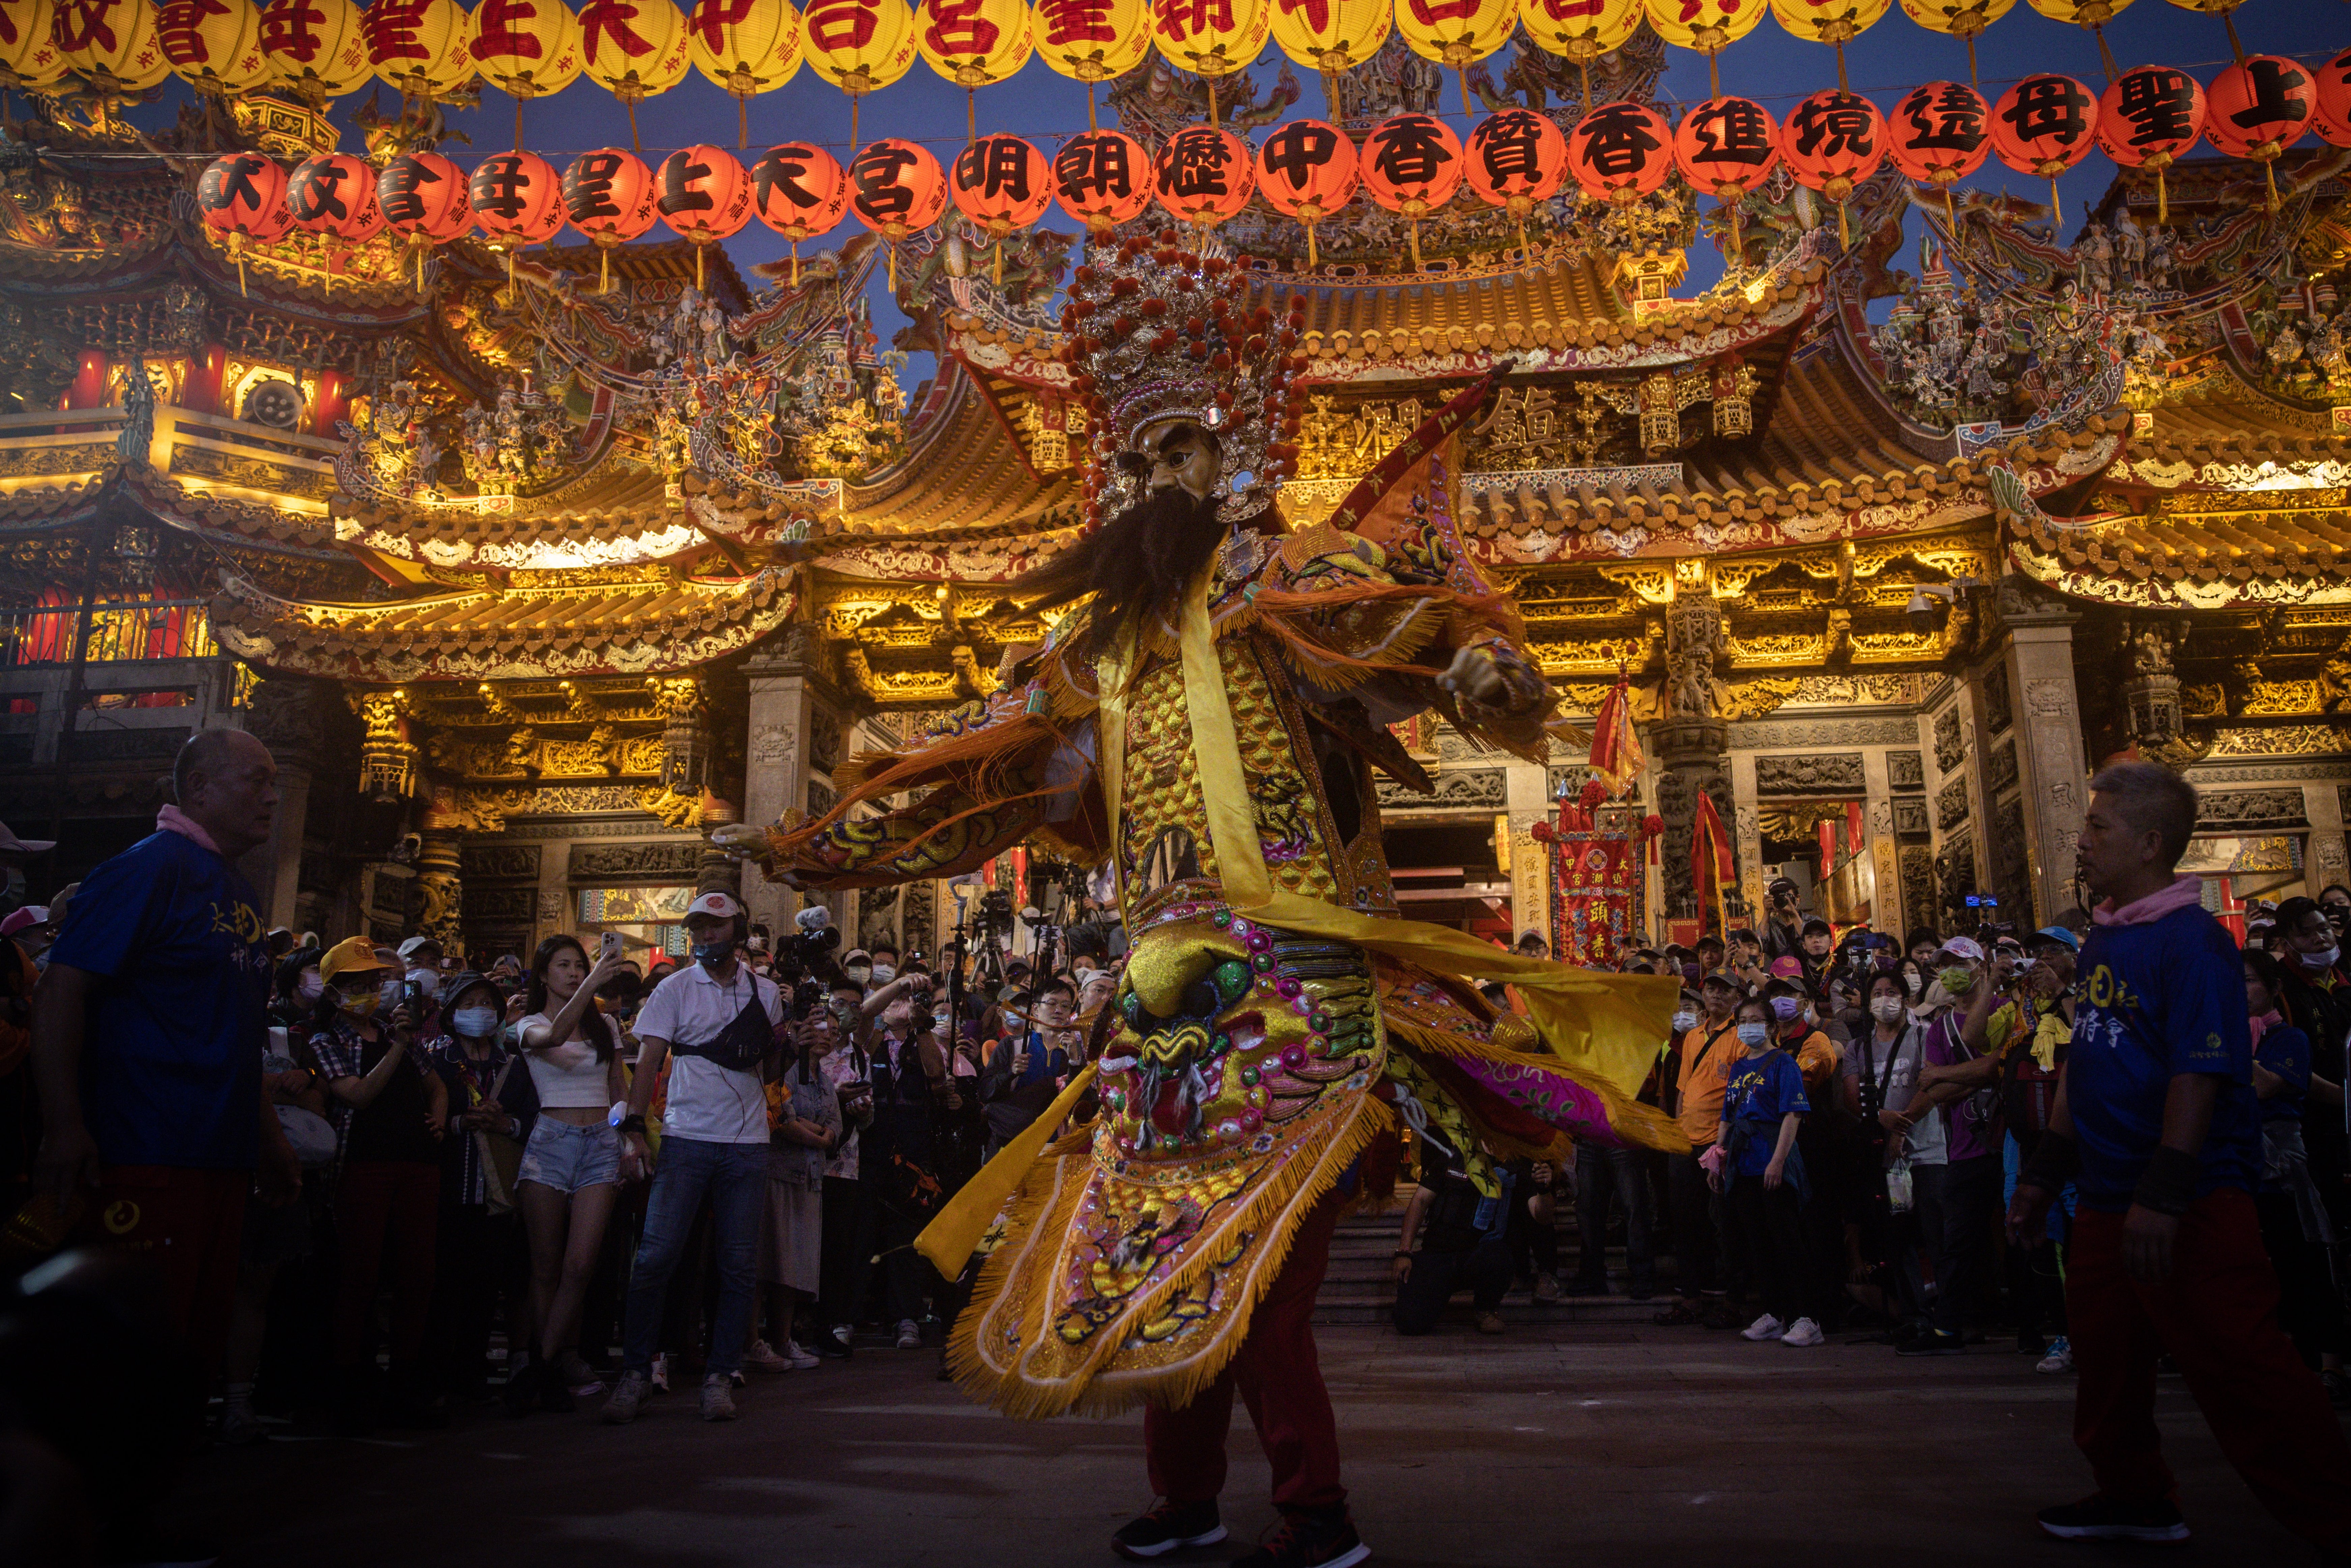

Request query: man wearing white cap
[{"left": 603, "top": 890, "right": 783, "bottom": 1424}]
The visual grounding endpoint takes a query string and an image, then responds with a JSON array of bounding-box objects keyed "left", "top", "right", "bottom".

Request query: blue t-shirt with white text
[
  {"left": 49, "top": 830, "right": 273, "bottom": 1168},
  {"left": 2068, "top": 905, "right": 2260, "bottom": 1212},
  {"left": 1720, "top": 1047, "right": 1809, "bottom": 1177}
]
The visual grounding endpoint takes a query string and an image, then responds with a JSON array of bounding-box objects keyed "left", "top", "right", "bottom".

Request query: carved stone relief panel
[
  {"left": 806, "top": 779, "right": 836, "bottom": 818},
  {"left": 808, "top": 709, "right": 843, "bottom": 775},
  {"left": 1888, "top": 750, "right": 1926, "bottom": 791},
  {"left": 1377, "top": 769, "right": 1508, "bottom": 809},
  {"left": 1937, "top": 775, "right": 1971, "bottom": 831},
  {"left": 2195, "top": 789, "right": 2309, "bottom": 832},
  {"left": 1753, "top": 753, "right": 1866, "bottom": 795},
  {"left": 569, "top": 842, "right": 704, "bottom": 881},
  {"left": 460, "top": 844, "right": 540, "bottom": 881},
  {"left": 1987, "top": 740, "right": 2018, "bottom": 795},
  {"left": 1932, "top": 706, "right": 1966, "bottom": 774},
  {"left": 1727, "top": 717, "right": 1917, "bottom": 749},
  {"left": 1900, "top": 845, "right": 1936, "bottom": 934},
  {"left": 465, "top": 886, "right": 536, "bottom": 923},
  {"left": 1982, "top": 664, "right": 2012, "bottom": 736},
  {"left": 1894, "top": 797, "right": 1930, "bottom": 838}
]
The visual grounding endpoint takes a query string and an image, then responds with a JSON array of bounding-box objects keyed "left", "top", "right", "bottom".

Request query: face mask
[
  {"left": 869, "top": 963, "right": 897, "bottom": 985},
  {"left": 1871, "top": 996, "right": 1907, "bottom": 1023},
  {"left": 297, "top": 972, "right": 325, "bottom": 1002},
  {"left": 1671, "top": 1008, "right": 1697, "bottom": 1032},
  {"left": 1904, "top": 970, "right": 1923, "bottom": 995},
  {"left": 407, "top": 968, "right": 439, "bottom": 999},
  {"left": 1769, "top": 995, "right": 1803, "bottom": 1022},
  {"left": 1937, "top": 965, "right": 1974, "bottom": 995},
  {"left": 2303, "top": 945, "right": 2340, "bottom": 970},
  {"left": 379, "top": 979, "right": 405, "bottom": 1011},
  {"left": 452, "top": 1006, "right": 499, "bottom": 1038},
  {"left": 844, "top": 961, "right": 872, "bottom": 985},
  {"left": 340, "top": 987, "right": 379, "bottom": 1018},
  {"left": 692, "top": 937, "right": 733, "bottom": 970},
  {"left": 1736, "top": 1022, "right": 1770, "bottom": 1048}
]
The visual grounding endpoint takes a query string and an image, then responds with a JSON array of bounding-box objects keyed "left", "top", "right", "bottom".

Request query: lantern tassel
[
  {"left": 1409, "top": 218, "right": 1422, "bottom": 273},
  {"left": 1836, "top": 201, "right": 1850, "bottom": 251},
  {"left": 1834, "top": 40, "right": 1847, "bottom": 94},
  {"left": 1456, "top": 67, "right": 1470, "bottom": 120},
  {"left": 1087, "top": 82, "right": 1098, "bottom": 134},
  {"left": 1307, "top": 217, "right": 1319, "bottom": 268},
  {"left": 1942, "top": 182, "right": 1958, "bottom": 252},
  {"left": 1514, "top": 214, "right": 1527, "bottom": 255},
  {"left": 514, "top": 96, "right": 523, "bottom": 155},
  {"left": 627, "top": 97, "right": 641, "bottom": 154},
  {"left": 696, "top": 242, "right": 705, "bottom": 293},
  {"left": 1707, "top": 49, "right": 1720, "bottom": 102},
  {"left": 1965, "top": 33, "right": 1978, "bottom": 89},
  {"left": 231, "top": 233, "right": 247, "bottom": 297},
  {"left": 888, "top": 242, "right": 898, "bottom": 293},
  {"left": 2156, "top": 164, "right": 2168, "bottom": 225},
  {"left": 993, "top": 233, "right": 1003, "bottom": 285},
  {"left": 2223, "top": 11, "right": 2245, "bottom": 66},
  {"left": 738, "top": 93, "right": 748, "bottom": 149},
  {"left": 850, "top": 95, "right": 860, "bottom": 153},
  {"left": 2090, "top": 23, "right": 2117, "bottom": 85},
  {"left": 600, "top": 245, "right": 610, "bottom": 295},
  {"left": 1208, "top": 78, "right": 1219, "bottom": 128},
  {"left": 2049, "top": 178, "right": 2063, "bottom": 232},
  {"left": 791, "top": 238, "right": 801, "bottom": 288},
  {"left": 2263, "top": 159, "right": 2278, "bottom": 213},
  {"left": 1728, "top": 200, "right": 1742, "bottom": 268},
  {"left": 1578, "top": 56, "right": 1590, "bottom": 115},
  {"left": 1322, "top": 68, "right": 1340, "bottom": 122},
  {"left": 505, "top": 246, "right": 515, "bottom": 303},
  {"left": 967, "top": 87, "right": 977, "bottom": 145}
]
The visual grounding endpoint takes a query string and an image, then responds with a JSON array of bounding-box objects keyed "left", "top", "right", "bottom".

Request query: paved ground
[{"left": 174, "top": 1320, "right": 2337, "bottom": 1568}]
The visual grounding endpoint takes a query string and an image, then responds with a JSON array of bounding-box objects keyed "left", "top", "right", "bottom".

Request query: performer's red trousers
[
  {"left": 2069, "top": 1187, "right": 2351, "bottom": 1554},
  {"left": 1145, "top": 1195, "right": 1346, "bottom": 1512}
]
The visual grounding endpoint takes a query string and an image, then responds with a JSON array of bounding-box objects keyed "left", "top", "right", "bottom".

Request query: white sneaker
[
  {"left": 1741, "top": 1313, "right": 1785, "bottom": 1342},
  {"left": 783, "top": 1338, "right": 822, "bottom": 1370},
  {"left": 1779, "top": 1317, "right": 1824, "bottom": 1347},
  {"left": 743, "top": 1339, "right": 792, "bottom": 1373},
  {"left": 650, "top": 1352, "right": 670, "bottom": 1393},
  {"left": 2035, "top": 1336, "right": 2074, "bottom": 1375},
  {"left": 894, "top": 1318, "right": 922, "bottom": 1349}
]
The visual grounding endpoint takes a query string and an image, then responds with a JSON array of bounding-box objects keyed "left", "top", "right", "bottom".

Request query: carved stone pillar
[
  {"left": 2118, "top": 617, "right": 2184, "bottom": 755},
  {"left": 1652, "top": 717, "right": 1733, "bottom": 928},
  {"left": 739, "top": 627, "right": 849, "bottom": 939},
  {"left": 1993, "top": 581, "right": 2089, "bottom": 924},
  {"left": 239, "top": 676, "right": 329, "bottom": 930},
  {"left": 411, "top": 826, "right": 462, "bottom": 954}
]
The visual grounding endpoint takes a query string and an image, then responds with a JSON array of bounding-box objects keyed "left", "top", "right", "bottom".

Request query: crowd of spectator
[{"left": 3, "top": 733, "right": 2348, "bottom": 1561}]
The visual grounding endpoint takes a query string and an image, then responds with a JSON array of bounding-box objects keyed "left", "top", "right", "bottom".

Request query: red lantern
[
  {"left": 2096, "top": 64, "right": 2202, "bottom": 222},
  {"left": 1671, "top": 95, "right": 1775, "bottom": 262},
  {"left": 197, "top": 151, "right": 291, "bottom": 293},
  {"left": 563, "top": 147, "right": 659, "bottom": 292},
  {"left": 848, "top": 137, "right": 947, "bottom": 289},
  {"left": 751, "top": 141, "right": 850, "bottom": 284},
  {"left": 2314, "top": 47, "right": 2351, "bottom": 150},
  {"left": 287, "top": 153, "right": 386, "bottom": 243},
  {"left": 657, "top": 143, "right": 753, "bottom": 291},
  {"left": 1782, "top": 87, "right": 1884, "bottom": 246},
  {"left": 1990, "top": 73, "right": 2097, "bottom": 228},
  {"left": 1886, "top": 81, "right": 1987, "bottom": 237},
  {"left": 950, "top": 134, "right": 1051, "bottom": 282},
  {"left": 2205, "top": 54, "right": 2314, "bottom": 209},
  {"left": 1359, "top": 111, "right": 1462, "bottom": 271},
  {"left": 470, "top": 150, "right": 566, "bottom": 295},
  {"left": 1052, "top": 128, "right": 1152, "bottom": 234},
  {"left": 1466, "top": 108, "right": 1568, "bottom": 251},
  {"left": 1151, "top": 124, "right": 1253, "bottom": 239},
  {"left": 1565, "top": 99, "right": 1670, "bottom": 208},
  {"left": 378, "top": 150, "right": 474, "bottom": 290},
  {"left": 1255, "top": 118, "right": 1357, "bottom": 266}
]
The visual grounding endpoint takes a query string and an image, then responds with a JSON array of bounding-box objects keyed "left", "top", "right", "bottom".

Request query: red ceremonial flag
[
  {"left": 1845, "top": 800, "right": 1866, "bottom": 860},
  {"left": 1586, "top": 670, "right": 1645, "bottom": 797},
  {"left": 1691, "top": 788, "right": 1733, "bottom": 920},
  {"left": 1818, "top": 817, "right": 1837, "bottom": 879}
]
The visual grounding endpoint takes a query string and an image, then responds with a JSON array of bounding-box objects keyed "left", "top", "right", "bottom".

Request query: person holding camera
[
  {"left": 816, "top": 973, "right": 876, "bottom": 1358},
  {"left": 507, "top": 934, "right": 631, "bottom": 1413},
  {"left": 303, "top": 935, "right": 447, "bottom": 1432},
  {"left": 604, "top": 892, "right": 784, "bottom": 1424},
  {"left": 858, "top": 971, "right": 953, "bottom": 1350},
  {"left": 979, "top": 977, "right": 1082, "bottom": 1157},
  {"left": 1760, "top": 878, "right": 1806, "bottom": 965}
]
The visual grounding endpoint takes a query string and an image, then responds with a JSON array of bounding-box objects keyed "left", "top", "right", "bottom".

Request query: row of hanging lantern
[
  {"left": 0, "top": 0, "right": 2304, "bottom": 150},
  {"left": 187, "top": 52, "right": 2350, "bottom": 300}
]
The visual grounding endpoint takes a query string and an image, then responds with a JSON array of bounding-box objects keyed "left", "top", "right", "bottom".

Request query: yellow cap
[{"left": 319, "top": 934, "right": 392, "bottom": 985}]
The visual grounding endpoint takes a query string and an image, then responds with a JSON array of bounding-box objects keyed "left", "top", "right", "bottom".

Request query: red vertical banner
[
  {"left": 1846, "top": 800, "right": 1866, "bottom": 859},
  {"left": 1817, "top": 817, "right": 1837, "bottom": 878}
]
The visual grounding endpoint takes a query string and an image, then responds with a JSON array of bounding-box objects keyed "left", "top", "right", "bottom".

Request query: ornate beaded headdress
[{"left": 1058, "top": 225, "right": 1308, "bottom": 526}]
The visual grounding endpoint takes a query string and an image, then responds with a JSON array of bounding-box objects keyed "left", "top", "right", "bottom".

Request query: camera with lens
[
  {"left": 790, "top": 977, "right": 827, "bottom": 1018},
  {"left": 976, "top": 887, "right": 1015, "bottom": 939},
  {"left": 775, "top": 903, "right": 842, "bottom": 983}
]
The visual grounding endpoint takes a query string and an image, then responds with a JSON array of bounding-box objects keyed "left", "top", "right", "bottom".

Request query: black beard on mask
[{"left": 1010, "top": 484, "right": 1229, "bottom": 659}]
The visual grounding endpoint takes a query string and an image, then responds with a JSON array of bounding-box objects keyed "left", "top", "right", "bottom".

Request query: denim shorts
[{"left": 517, "top": 1117, "right": 622, "bottom": 1194}]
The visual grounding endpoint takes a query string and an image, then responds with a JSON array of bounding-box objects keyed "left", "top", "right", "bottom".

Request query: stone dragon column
[{"left": 1651, "top": 590, "right": 1736, "bottom": 931}]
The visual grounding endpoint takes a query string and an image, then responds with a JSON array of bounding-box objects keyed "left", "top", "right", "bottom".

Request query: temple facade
[{"left": 4, "top": 48, "right": 2347, "bottom": 962}]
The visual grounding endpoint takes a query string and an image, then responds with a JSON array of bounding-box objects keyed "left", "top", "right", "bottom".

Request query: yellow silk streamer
[
  {"left": 917, "top": 1062, "right": 1100, "bottom": 1276},
  {"left": 1172, "top": 569, "right": 1678, "bottom": 1100}
]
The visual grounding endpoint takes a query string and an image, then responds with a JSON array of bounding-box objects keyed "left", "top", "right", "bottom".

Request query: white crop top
[{"left": 520, "top": 1013, "right": 612, "bottom": 1108}]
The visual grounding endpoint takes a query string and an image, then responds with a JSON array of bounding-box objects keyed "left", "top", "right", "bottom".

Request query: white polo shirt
[{"left": 635, "top": 962, "right": 783, "bottom": 1145}]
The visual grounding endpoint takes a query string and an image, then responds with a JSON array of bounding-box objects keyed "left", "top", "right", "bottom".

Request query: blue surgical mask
[
  {"left": 452, "top": 1006, "right": 499, "bottom": 1038},
  {"left": 693, "top": 937, "right": 733, "bottom": 969},
  {"left": 1770, "top": 995, "right": 1803, "bottom": 1023},
  {"left": 1736, "top": 1022, "right": 1770, "bottom": 1048}
]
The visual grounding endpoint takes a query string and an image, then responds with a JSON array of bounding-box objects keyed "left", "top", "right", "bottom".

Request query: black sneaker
[
  {"left": 1111, "top": 1499, "right": 1225, "bottom": 1559},
  {"left": 2036, "top": 1495, "right": 2190, "bottom": 1543},
  {"left": 1896, "top": 1330, "right": 1965, "bottom": 1356},
  {"left": 1232, "top": 1505, "right": 1370, "bottom": 1568}
]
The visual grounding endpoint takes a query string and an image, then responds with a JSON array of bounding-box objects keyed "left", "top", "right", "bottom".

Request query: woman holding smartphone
[{"left": 507, "top": 932, "right": 631, "bottom": 1413}]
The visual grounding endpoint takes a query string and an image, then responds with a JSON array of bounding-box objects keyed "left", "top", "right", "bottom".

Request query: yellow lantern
[
  {"left": 1518, "top": 0, "right": 1638, "bottom": 108},
  {"left": 364, "top": 0, "right": 477, "bottom": 99},
  {"left": 1266, "top": 0, "right": 1388, "bottom": 119},
  {"left": 1642, "top": 0, "right": 1763, "bottom": 95},
  {"left": 471, "top": 0, "right": 584, "bottom": 145},
  {"left": 914, "top": 0, "right": 1031, "bottom": 138},
  {"left": 1768, "top": 0, "right": 1887, "bottom": 89},
  {"left": 260, "top": 0, "right": 374, "bottom": 101},
  {"left": 159, "top": 0, "right": 279, "bottom": 95},
  {"left": 688, "top": 0, "right": 801, "bottom": 145},
  {"left": 1394, "top": 0, "right": 1513, "bottom": 113},
  {"left": 56, "top": 0, "right": 173, "bottom": 98},
  {"left": 2023, "top": 0, "right": 2132, "bottom": 78},
  {"left": 580, "top": 0, "right": 689, "bottom": 147},
  {"left": 802, "top": 0, "right": 915, "bottom": 146},
  {"left": 1030, "top": 0, "right": 1147, "bottom": 132},
  {"left": 1150, "top": 0, "right": 1269, "bottom": 125},
  {"left": 0, "top": 0, "right": 69, "bottom": 91},
  {"left": 1895, "top": 0, "right": 2011, "bottom": 82}
]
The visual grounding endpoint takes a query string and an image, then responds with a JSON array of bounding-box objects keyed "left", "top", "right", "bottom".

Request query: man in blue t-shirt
[
  {"left": 2009, "top": 762, "right": 2351, "bottom": 1554},
  {"left": 31, "top": 729, "right": 298, "bottom": 1396}
]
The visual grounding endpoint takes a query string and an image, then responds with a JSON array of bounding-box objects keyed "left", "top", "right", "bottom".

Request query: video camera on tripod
[{"left": 774, "top": 904, "right": 842, "bottom": 985}]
